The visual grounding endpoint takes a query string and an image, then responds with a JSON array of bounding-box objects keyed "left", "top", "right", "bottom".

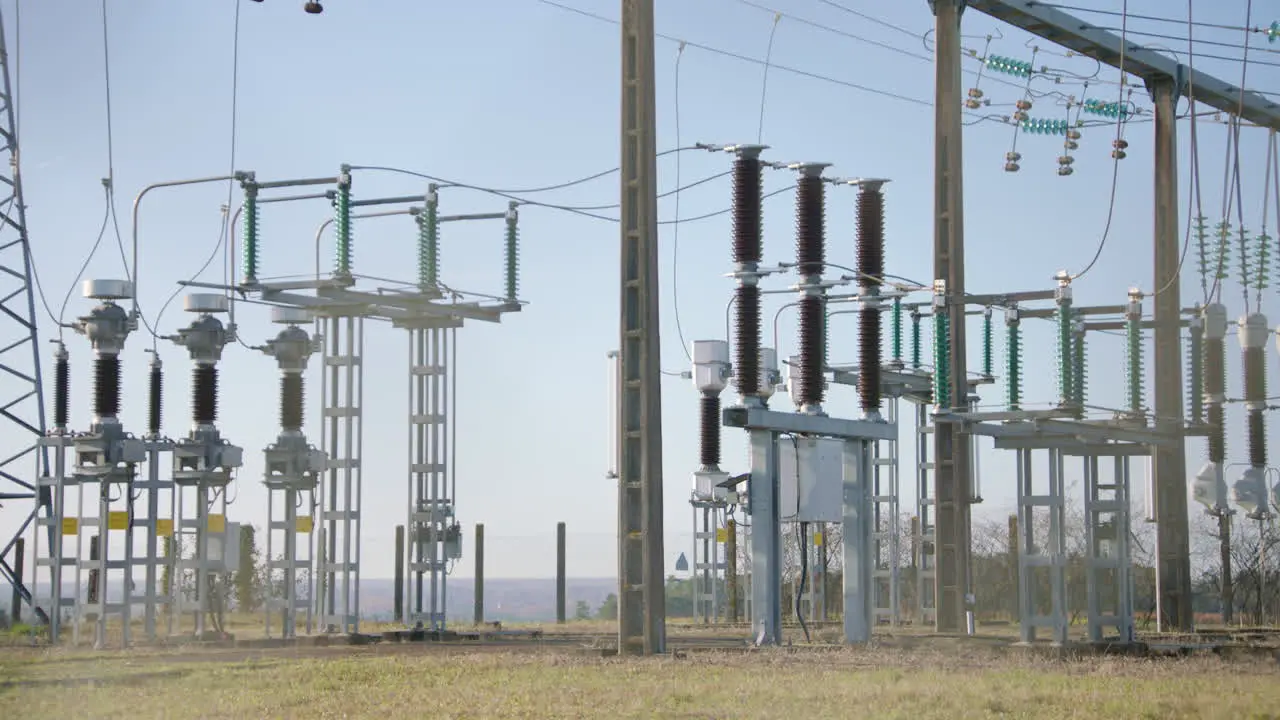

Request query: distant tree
[
  {"left": 234, "top": 525, "right": 262, "bottom": 612},
  {"left": 574, "top": 600, "right": 591, "bottom": 620},
  {"left": 596, "top": 593, "right": 618, "bottom": 620}
]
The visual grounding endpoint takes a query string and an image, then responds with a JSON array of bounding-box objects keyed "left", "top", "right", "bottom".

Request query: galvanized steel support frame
[
  {"left": 406, "top": 322, "right": 457, "bottom": 631},
  {"left": 691, "top": 499, "right": 724, "bottom": 624},
  {"left": 317, "top": 314, "right": 364, "bottom": 634},
  {"left": 872, "top": 397, "right": 901, "bottom": 626},
  {"left": 1015, "top": 447, "right": 1068, "bottom": 645}
]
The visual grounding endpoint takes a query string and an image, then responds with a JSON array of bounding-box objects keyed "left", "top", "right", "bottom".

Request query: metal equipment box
[{"left": 778, "top": 436, "right": 843, "bottom": 523}]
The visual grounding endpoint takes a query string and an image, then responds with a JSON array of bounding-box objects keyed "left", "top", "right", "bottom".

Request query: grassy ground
[{"left": 3, "top": 639, "right": 1279, "bottom": 719}]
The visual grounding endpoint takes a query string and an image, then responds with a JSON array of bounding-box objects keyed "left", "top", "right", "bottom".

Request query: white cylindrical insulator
[
  {"left": 1238, "top": 313, "right": 1269, "bottom": 349},
  {"left": 1203, "top": 303, "right": 1228, "bottom": 341}
]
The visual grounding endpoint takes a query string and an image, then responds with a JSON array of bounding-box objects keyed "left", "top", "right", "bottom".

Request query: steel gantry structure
[{"left": 935, "top": 0, "right": 1280, "bottom": 633}]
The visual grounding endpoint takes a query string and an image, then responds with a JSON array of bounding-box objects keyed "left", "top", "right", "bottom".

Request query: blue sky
[{"left": 3, "top": 0, "right": 1279, "bottom": 584}]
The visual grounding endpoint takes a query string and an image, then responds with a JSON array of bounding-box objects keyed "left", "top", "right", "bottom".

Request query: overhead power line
[
  {"left": 1037, "top": 2, "right": 1275, "bottom": 35},
  {"left": 535, "top": 0, "right": 932, "bottom": 108}
]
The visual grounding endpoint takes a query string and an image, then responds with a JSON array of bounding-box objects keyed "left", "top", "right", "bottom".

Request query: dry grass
[{"left": 3, "top": 639, "right": 1279, "bottom": 719}]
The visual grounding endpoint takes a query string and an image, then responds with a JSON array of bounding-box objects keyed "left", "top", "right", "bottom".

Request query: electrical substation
[
  {"left": 1, "top": 0, "right": 1279, "bottom": 663},
  {"left": 18, "top": 164, "right": 523, "bottom": 646},
  {"left": 664, "top": 0, "right": 1280, "bottom": 653}
]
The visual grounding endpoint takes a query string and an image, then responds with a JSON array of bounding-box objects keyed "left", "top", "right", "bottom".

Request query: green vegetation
[{"left": 2, "top": 643, "right": 1277, "bottom": 719}]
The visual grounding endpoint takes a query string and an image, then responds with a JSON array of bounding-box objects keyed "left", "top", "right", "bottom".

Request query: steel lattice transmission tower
[{"left": 0, "top": 5, "right": 51, "bottom": 612}]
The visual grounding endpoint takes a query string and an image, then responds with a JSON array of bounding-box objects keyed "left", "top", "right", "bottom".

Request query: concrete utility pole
[
  {"left": 929, "top": 0, "right": 973, "bottom": 634},
  {"left": 1149, "top": 78, "right": 1193, "bottom": 631},
  {"left": 617, "top": 0, "right": 667, "bottom": 655}
]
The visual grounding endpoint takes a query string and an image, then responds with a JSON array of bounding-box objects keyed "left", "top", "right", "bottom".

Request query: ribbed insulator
[
  {"left": 699, "top": 394, "right": 721, "bottom": 468},
  {"left": 148, "top": 364, "right": 162, "bottom": 436},
  {"left": 192, "top": 365, "right": 218, "bottom": 426},
  {"left": 1244, "top": 347, "right": 1266, "bottom": 401},
  {"left": 242, "top": 188, "right": 260, "bottom": 283},
  {"left": 335, "top": 182, "right": 353, "bottom": 276},
  {"left": 1205, "top": 338, "right": 1226, "bottom": 395},
  {"left": 418, "top": 202, "right": 440, "bottom": 290},
  {"left": 731, "top": 156, "right": 763, "bottom": 265},
  {"left": 94, "top": 355, "right": 121, "bottom": 420},
  {"left": 933, "top": 312, "right": 951, "bottom": 407},
  {"left": 1186, "top": 325, "right": 1204, "bottom": 425},
  {"left": 281, "top": 374, "right": 305, "bottom": 432},
  {"left": 855, "top": 187, "right": 885, "bottom": 288},
  {"left": 797, "top": 294, "right": 825, "bottom": 407},
  {"left": 794, "top": 175, "right": 825, "bottom": 278},
  {"left": 1005, "top": 321, "right": 1022, "bottom": 411},
  {"left": 857, "top": 308, "right": 882, "bottom": 412},
  {"left": 1071, "top": 331, "right": 1087, "bottom": 409},
  {"left": 910, "top": 312, "right": 922, "bottom": 370},
  {"left": 733, "top": 284, "right": 761, "bottom": 396},
  {"left": 1207, "top": 403, "right": 1225, "bottom": 463},
  {"left": 505, "top": 213, "right": 519, "bottom": 302},
  {"left": 981, "top": 310, "right": 994, "bottom": 378},
  {"left": 1059, "top": 305, "right": 1075, "bottom": 406},
  {"left": 1125, "top": 317, "right": 1144, "bottom": 414},
  {"left": 54, "top": 354, "right": 69, "bottom": 430},
  {"left": 1248, "top": 411, "right": 1266, "bottom": 467},
  {"left": 890, "top": 298, "right": 903, "bottom": 366}
]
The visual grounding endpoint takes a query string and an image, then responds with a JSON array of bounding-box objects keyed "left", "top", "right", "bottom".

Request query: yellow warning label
[
  {"left": 207, "top": 514, "right": 226, "bottom": 533},
  {"left": 61, "top": 517, "right": 78, "bottom": 535},
  {"left": 107, "top": 511, "right": 130, "bottom": 530},
  {"left": 155, "top": 519, "right": 174, "bottom": 537},
  {"left": 813, "top": 531, "right": 824, "bottom": 547},
  {"left": 715, "top": 528, "right": 728, "bottom": 543},
  {"left": 296, "top": 516, "right": 314, "bottom": 534}
]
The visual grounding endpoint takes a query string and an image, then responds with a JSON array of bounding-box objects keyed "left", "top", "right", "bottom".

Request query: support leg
[
  {"left": 842, "top": 439, "right": 873, "bottom": 644},
  {"left": 748, "top": 429, "right": 780, "bottom": 646}
]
